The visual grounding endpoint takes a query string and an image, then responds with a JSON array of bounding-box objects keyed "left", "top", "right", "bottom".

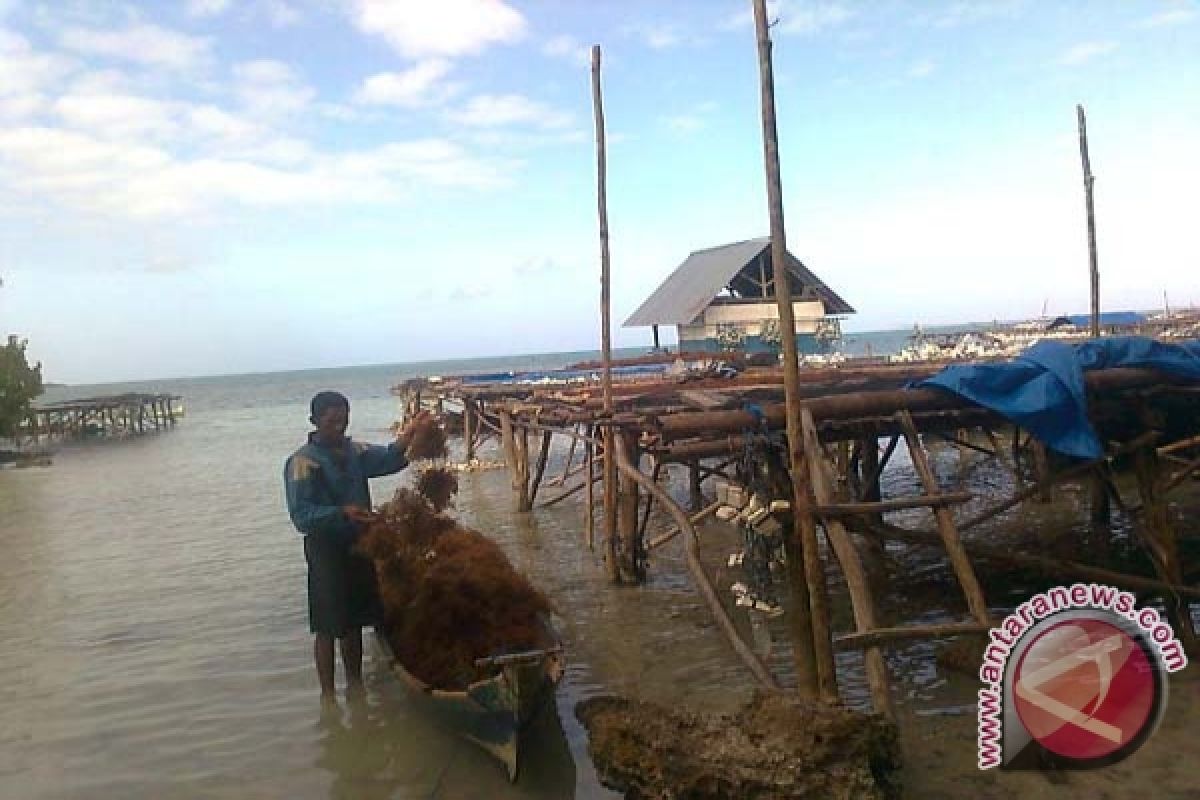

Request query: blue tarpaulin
[{"left": 918, "top": 337, "right": 1200, "bottom": 460}]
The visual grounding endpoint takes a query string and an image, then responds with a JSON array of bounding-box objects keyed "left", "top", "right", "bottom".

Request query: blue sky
[{"left": 0, "top": 0, "right": 1196, "bottom": 383}]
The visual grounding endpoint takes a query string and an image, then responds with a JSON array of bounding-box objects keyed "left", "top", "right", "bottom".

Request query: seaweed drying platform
[{"left": 395, "top": 352, "right": 1200, "bottom": 719}]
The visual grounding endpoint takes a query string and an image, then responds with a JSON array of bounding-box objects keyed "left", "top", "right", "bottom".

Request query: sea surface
[{"left": 3, "top": 334, "right": 1196, "bottom": 798}]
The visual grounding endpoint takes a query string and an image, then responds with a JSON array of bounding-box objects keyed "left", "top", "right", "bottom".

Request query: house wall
[
  {"left": 700, "top": 299, "right": 825, "bottom": 327},
  {"left": 677, "top": 300, "right": 832, "bottom": 354},
  {"left": 678, "top": 332, "right": 828, "bottom": 354}
]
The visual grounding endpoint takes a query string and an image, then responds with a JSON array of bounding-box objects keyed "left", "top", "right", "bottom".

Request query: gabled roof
[{"left": 623, "top": 237, "right": 854, "bottom": 327}]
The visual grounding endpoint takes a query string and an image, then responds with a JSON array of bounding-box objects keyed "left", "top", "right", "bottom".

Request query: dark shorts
[{"left": 304, "top": 532, "right": 382, "bottom": 637}]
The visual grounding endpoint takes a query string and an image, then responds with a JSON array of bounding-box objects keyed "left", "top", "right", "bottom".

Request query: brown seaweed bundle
[
  {"left": 404, "top": 414, "right": 448, "bottom": 460},
  {"left": 356, "top": 480, "right": 551, "bottom": 689},
  {"left": 415, "top": 466, "right": 458, "bottom": 512}
]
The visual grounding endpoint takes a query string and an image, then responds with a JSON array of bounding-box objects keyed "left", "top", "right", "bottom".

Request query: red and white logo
[
  {"left": 1012, "top": 618, "right": 1157, "bottom": 762},
  {"left": 976, "top": 584, "right": 1186, "bottom": 770}
]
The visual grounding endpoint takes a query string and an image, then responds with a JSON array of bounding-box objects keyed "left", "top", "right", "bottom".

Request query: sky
[{"left": 0, "top": 0, "right": 1197, "bottom": 383}]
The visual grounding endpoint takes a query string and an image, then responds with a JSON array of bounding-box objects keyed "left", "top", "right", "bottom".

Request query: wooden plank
[
  {"left": 815, "top": 492, "right": 973, "bottom": 517},
  {"left": 800, "top": 408, "right": 893, "bottom": 718},
  {"left": 897, "top": 411, "right": 991, "bottom": 626}
]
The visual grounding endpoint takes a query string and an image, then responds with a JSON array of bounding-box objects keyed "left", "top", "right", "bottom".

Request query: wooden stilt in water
[
  {"left": 801, "top": 409, "right": 891, "bottom": 718},
  {"left": 585, "top": 424, "right": 596, "bottom": 551},
  {"left": 617, "top": 431, "right": 644, "bottom": 582},
  {"left": 688, "top": 459, "right": 703, "bottom": 510},
  {"left": 591, "top": 44, "right": 619, "bottom": 584},
  {"left": 898, "top": 411, "right": 991, "bottom": 626},
  {"left": 1134, "top": 445, "right": 1199, "bottom": 656},
  {"left": 516, "top": 425, "right": 532, "bottom": 512},
  {"left": 528, "top": 431, "right": 552, "bottom": 508},
  {"left": 463, "top": 400, "right": 476, "bottom": 462},
  {"left": 751, "top": 0, "right": 832, "bottom": 699}
]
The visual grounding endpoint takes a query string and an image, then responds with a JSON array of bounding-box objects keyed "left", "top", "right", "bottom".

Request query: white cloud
[
  {"left": 0, "top": 125, "right": 510, "bottom": 219},
  {"left": 1137, "top": 8, "right": 1196, "bottom": 28},
  {"left": 263, "top": 0, "right": 301, "bottom": 27},
  {"left": 188, "top": 104, "right": 262, "bottom": 142},
  {"left": 625, "top": 23, "right": 684, "bottom": 49},
  {"left": 0, "top": 30, "right": 74, "bottom": 100},
  {"left": 543, "top": 34, "right": 590, "bottom": 66},
  {"left": 187, "top": 0, "right": 231, "bottom": 17},
  {"left": 928, "top": 0, "right": 1026, "bottom": 29},
  {"left": 58, "top": 23, "right": 211, "bottom": 70},
  {"left": 350, "top": 0, "right": 526, "bottom": 58},
  {"left": 908, "top": 59, "right": 935, "bottom": 78},
  {"left": 54, "top": 92, "right": 179, "bottom": 140},
  {"left": 449, "top": 94, "right": 571, "bottom": 129},
  {"left": 354, "top": 59, "right": 455, "bottom": 107},
  {"left": 721, "top": 1, "right": 854, "bottom": 36},
  {"left": 660, "top": 101, "right": 718, "bottom": 134},
  {"left": 1058, "top": 40, "right": 1118, "bottom": 66},
  {"left": 233, "top": 59, "right": 314, "bottom": 116}
]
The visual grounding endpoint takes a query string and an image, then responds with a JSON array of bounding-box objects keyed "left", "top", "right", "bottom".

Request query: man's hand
[
  {"left": 396, "top": 409, "right": 434, "bottom": 451},
  {"left": 342, "top": 505, "right": 376, "bottom": 525}
]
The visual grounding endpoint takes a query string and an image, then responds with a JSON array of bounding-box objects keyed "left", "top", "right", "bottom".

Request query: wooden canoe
[{"left": 373, "top": 621, "right": 565, "bottom": 781}]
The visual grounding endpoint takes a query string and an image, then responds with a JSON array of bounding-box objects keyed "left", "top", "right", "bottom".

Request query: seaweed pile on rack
[{"left": 357, "top": 465, "right": 552, "bottom": 690}]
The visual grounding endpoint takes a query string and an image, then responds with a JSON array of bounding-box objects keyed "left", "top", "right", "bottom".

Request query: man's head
[{"left": 309, "top": 391, "right": 350, "bottom": 444}]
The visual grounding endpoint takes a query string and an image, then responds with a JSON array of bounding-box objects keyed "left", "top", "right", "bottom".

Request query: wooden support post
[
  {"left": 528, "top": 430, "right": 552, "bottom": 508},
  {"left": 752, "top": 0, "right": 831, "bottom": 700},
  {"left": 516, "top": 425, "right": 532, "bottom": 512},
  {"left": 617, "top": 430, "right": 644, "bottom": 582},
  {"left": 801, "top": 410, "right": 888, "bottom": 717},
  {"left": 1077, "top": 104, "right": 1101, "bottom": 338},
  {"left": 463, "top": 400, "right": 476, "bottom": 462},
  {"left": 550, "top": 429, "right": 579, "bottom": 487},
  {"left": 898, "top": 411, "right": 991, "bottom": 626},
  {"left": 585, "top": 424, "right": 596, "bottom": 551},
  {"left": 592, "top": 44, "right": 619, "bottom": 585},
  {"left": 638, "top": 459, "right": 664, "bottom": 539},
  {"left": 688, "top": 459, "right": 703, "bottom": 510},
  {"left": 1031, "top": 440, "right": 1052, "bottom": 503},
  {"left": 1134, "top": 445, "right": 1199, "bottom": 655},
  {"left": 1089, "top": 467, "right": 1111, "bottom": 530}
]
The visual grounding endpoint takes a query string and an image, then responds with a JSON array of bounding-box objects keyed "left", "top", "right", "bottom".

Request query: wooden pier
[
  {"left": 396, "top": 355, "right": 1200, "bottom": 715},
  {"left": 22, "top": 393, "right": 183, "bottom": 446}
]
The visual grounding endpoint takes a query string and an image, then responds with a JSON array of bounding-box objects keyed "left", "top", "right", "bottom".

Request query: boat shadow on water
[{"left": 313, "top": 678, "right": 580, "bottom": 799}]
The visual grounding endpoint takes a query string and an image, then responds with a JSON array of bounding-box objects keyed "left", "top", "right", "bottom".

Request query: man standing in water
[{"left": 284, "top": 390, "right": 427, "bottom": 705}]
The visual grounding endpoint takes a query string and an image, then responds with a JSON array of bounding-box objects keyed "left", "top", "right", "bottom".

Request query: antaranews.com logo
[{"left": 977, "top": 582, "right": 1188, "bottom": 770}]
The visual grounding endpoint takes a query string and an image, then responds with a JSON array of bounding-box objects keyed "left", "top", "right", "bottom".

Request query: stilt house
[{"left": 623, "top": 238, "right": 854, "bottom": 354}]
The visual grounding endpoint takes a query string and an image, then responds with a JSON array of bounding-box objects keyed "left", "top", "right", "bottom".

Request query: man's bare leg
[
  {"left": 341, "top": 627, "right": 364, "bottom": 695},
  {"left": 315, "top": 634, "right": 337, "bottom": 705}
]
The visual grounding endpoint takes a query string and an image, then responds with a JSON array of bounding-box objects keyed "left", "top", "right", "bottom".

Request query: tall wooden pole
[
  {"left": 592, "top": 45, "right": 620, "bottom": 583},
  {"left": 751, "top": 0, "right": 836, "bottom": 700},
  {"left": 1077, "top": 104, "right": 1100, "bottom": 338}
]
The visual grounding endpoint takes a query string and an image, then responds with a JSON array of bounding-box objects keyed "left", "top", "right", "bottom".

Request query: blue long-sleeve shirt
[{"left": 284, "top": 433, "right": 408, "bottom": 541}]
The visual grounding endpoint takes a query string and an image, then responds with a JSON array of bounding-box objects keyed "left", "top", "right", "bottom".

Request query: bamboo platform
[
  {"left": 395, "top": 356, "right": 1200, "bottom": 715},
  {"left": 22, "top": 393, "right": 183, "bottom": 445}
]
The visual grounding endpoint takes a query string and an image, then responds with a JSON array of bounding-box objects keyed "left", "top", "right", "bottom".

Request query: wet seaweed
[
  {"left": 355, "top": 485, "right": 551, "bottom": 689},
  {"left": 415, "top": 466, "right": 458, "bottom": 512},
  {"left": 404, "top": 415, "right": 448, "bottom": 460}
]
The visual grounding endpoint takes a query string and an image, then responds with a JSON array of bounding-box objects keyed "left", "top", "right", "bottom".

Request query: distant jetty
[{"left": 22, "top": 393, "right": 183, "bottom": 446}]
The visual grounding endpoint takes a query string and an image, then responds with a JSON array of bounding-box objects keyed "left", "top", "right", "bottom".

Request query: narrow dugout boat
[{"left": 374, "top": 620, "right": 565, "bottom": 781}]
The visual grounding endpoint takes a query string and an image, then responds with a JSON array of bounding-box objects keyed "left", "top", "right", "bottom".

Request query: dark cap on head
[{"left": 310, "top": 390, "right": 349, "bottom": 420}]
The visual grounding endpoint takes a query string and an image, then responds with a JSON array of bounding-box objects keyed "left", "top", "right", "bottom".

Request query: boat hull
[{"left": 373, "top": 624, "right": 564, "bottom": 781}]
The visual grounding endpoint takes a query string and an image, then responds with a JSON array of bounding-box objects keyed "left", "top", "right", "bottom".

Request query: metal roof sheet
[{"left": 623, "top": 237, "right": 854, "bottom": 327}]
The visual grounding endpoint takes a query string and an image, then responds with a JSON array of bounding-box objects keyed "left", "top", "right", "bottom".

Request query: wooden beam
[
  {"left": 801, "top": 408, "right": 890, "bottom": 717},
  {"left": 753, "top": 0, "right": 828, "bottom": 699},
  {"left": 1077, "top": 104, "right": 1101, "bottom": 338},
  {"left": 898, "top": 411, "right": 991, "bottom": 626},
  {"left": 816, "top": 492, "right": 974, "bottom": 517},
  {"left": 592, "top": 44, "right": 619, "bottom": 584}
]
